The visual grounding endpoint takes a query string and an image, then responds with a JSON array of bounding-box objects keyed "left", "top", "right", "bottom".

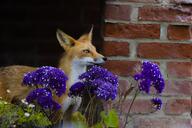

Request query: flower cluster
[
  {"left": 69, "top": 66, "right": 118, "bottom": 101},
  {"left": 26, "top": 88, "right": 61, "bottom": 110},
  {"left": 134, "top": 61, "right": 165, "bottom": 94},
  {"left": 69, "top": 82, "right": 86, "bottom": 97},
  {"left": 134, "top": 61, "right": 165, "bottom": 110},
  {"left": 22, "top": 66, "right": 68, "bottom": 111},
  {"left": 151, "top": 98, "right": 162, "bottom": 110},
  {"left": 23, "top": 66, "right": 68, "bottom": 96}
]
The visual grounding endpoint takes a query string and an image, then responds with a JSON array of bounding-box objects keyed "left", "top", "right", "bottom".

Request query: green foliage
[
  {"left": 72, "top": 111, "right": 87, "bottom": 123},
  {"left": 71, "top": 110, "right": 119, "bottom": 128},
  {"left": 91, "top": 123, "right": 103, "bottom": 128},
  {"left": 0, "top": 100, "right": 20, "bottom": 128},
  {"left": 0, "top": 100, "right": 119, "bottom": 128},
  {"left": 100, "top": 109, "right": 119, "bottom": 128},
  {"left": 0, "top": 100, "right": 51, "bottom": 128},
  {"left": 72, "top": 112, "right": 88, "bottom": 128}
]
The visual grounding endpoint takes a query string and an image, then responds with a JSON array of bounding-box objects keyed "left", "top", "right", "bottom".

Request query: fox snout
[
  {"left": 103, "top": 57, "right": 107, "bottom": 61},
  {"left": 94, "top": 57, "right": 107, "bottom": 62},
  {"left": 93, "top": 57, "right": 107, "bottom": 64}
]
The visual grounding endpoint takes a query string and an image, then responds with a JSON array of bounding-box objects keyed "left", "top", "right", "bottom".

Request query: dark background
[{"left": 0, "top": 0, "right": 105, "bottom": 67}]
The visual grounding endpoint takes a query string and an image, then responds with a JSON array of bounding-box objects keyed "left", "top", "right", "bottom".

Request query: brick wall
[
  {"left": 0, "top": 0, "right": 191, "bottom": 127},
  {"left": 103, "top": 0, "right": 192, "bottom": 128}
]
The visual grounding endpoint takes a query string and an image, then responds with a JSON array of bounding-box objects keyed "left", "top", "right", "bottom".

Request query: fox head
[{"left": 56, "top": 28, "right": 107, "bottom": 66}]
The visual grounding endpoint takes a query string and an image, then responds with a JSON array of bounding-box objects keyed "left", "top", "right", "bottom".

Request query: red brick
[
  {"left": 133, "top": 117, "right": 191, "bottom": 128},
  {"left": 137, "top": 43, "right": 192, "bottom": 59},
  {"left": 139, "top": 6, "right": 192, "bottom": 23},
  {"left": 167, "top": 62, "right": 192, "bottom": 78},
  {"left": 164, "top": 80, "right": 192, "bottom": 96},
  {"left": 168, "top": 25, "right": 192, "bottom": 40},
  {"left": 104, "top": 23, "right": 160, "bottom": 39},
  {"left": 105, "top": 4, "right": 131, "bottom": 20},
  {"left": 103, "top": 60, "right": 139, "bottom": 76},
  {"left": 122, "top": 99, "right": 155, "bottom": 114},
  {"left": 119, "top": 79, "right": 130, "bottom": 92},
  {"left": 165, "top": 99, "right": 191, "bottom": 115},
  {"left": 118, "top": 79, "right": 135, "bottom": 97},
  {"left": 119, "top": 0, "right": 159, "bottom": 3},
  {"left": 103, "top": 42, "right": 129, "bottom": 56}
]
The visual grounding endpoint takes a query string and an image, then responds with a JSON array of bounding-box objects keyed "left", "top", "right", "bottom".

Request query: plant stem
[
  {"left": 123, "top": 89, "right": 139, "bottom": 128},
  {"left": 88, "top": 96, "right": 95, "bottom": 126},
  {"left": 119, "top": 86, "right": 134, "bottom": 116},
  {"left": 84, "top": 95, "right": 95, "bottom": 116},
  {"left": 92, "top": 102, "right": 97, "bottom": 125},
  {"left": 190, "top": 96, "right": 192, "bottom": 118}
]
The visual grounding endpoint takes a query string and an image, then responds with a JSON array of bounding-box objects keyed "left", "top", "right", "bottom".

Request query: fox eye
[{"left": 83, "top": 49, "right": 90, "bottom": 53}]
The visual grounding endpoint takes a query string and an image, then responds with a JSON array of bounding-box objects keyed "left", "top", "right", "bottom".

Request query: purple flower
[
  {"left": 134, "top": 61, "right": 165, "bottom": 94},
  {"left": 69, "top": 66, "right": 118, "bottom": 101},
  {"left": 23, "top": 66, "right": 68, "bottom": 97},
  {"left": 23, "top": 71, "right": 39, "bottom": 86},
  {"left": 93, "top": 79, "right": 117, "bottom": 100},
  {"left": 79, "top": 66, "right": 118, "bottom": 86},
  {"left": 151, "top": 98, "right": 162, "bottom": 110},
  {"left": 139, "top": 79, "right": 151, "bottom": 94},
  {"left": 68, "top": 82, "right": 86, "bottom": 97},
  {"left": 26, "top": 88, "right": 61, "bottom": 111}
]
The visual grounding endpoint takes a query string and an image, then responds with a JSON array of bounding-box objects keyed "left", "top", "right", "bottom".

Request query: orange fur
[{"left": 0, "top": 28, "right": 106, "bottom": 122}]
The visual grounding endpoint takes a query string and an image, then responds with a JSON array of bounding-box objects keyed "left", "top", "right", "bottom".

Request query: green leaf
[
  {"left": 0, "top": 99, "right": 51, "bottom": 127},
  {"left": 0, "top": 101, "right": 19, "bottom": 128},
  {"left": 72, "top": 111, "right": 87, "bottom": 123},
  {"left": 73, "top": 122, "right": 88, "bottom": 128},
  {"left": 91, "top": 123, "right": 103, "bottom": 128},
  {"left": 72, "top": 111, "right": 88, "bottom": 128},
  {"left": 100, "top": 109, "right": 119, "bottom": 128}
]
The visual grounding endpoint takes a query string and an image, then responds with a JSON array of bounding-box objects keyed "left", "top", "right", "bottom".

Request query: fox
[{"left": 0, "top": 28, "right": 107, "bottom": 122}]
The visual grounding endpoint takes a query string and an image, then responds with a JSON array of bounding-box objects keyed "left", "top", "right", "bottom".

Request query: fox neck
[{"left": 59, "top": 54, "right": 87, "bottom": 88}]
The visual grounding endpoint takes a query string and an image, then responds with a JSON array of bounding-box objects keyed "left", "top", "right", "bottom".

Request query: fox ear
[
  {"left": 88, "top": 25, "right": 93, "bottom": 41},
  {"left": 56, "top": 29, "right": 76, "bottom": 49},
  {"left": 78, "top": 26, "right": 93, "bottom": 43}
]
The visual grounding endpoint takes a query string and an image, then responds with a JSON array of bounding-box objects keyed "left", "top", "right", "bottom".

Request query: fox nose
[
  {"left": 103, "top": 57, "right": 107, "bottom": 61},
  {"left": 93, "top": 57, "right": 107, "bottom": 62}
]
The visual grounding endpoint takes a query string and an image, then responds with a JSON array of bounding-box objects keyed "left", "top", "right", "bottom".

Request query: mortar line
[
  {"left": 107, "top": 56, "right": 192, "bottom": 62},
  {"left": 104, "top": 37, "right": 192, "bottom": 44},
  {"left": 105, "top": 19, "right": 192, "bottom": 26},
  {"left": 160, "top": 61, "right": 168, "bottom": 79},
  {"left": 106, "top": 1, "right": 176, "bottom": 7},
  {"left": 129, "top": 41, "right": 138, "bottom": 59},
  {"left": 130, "top": 7, "right": 138, "bottom": 22},
  {"left": 160, "top": 23, "right": 168, "bottom": 41}
]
